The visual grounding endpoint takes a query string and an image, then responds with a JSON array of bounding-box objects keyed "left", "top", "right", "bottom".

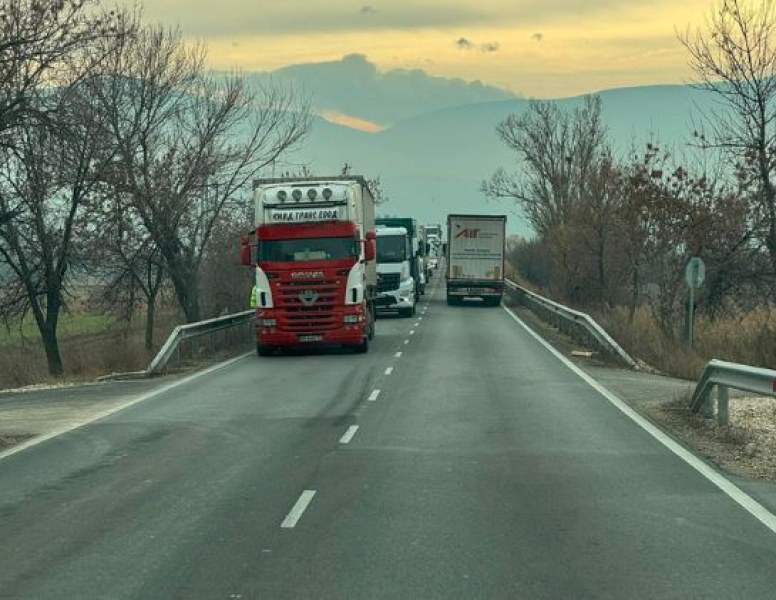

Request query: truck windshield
[
  {"left": 377, "top": 235, "right": 408, "bottom": 263},
  {"left": 260, "top": 237, "right": 357, "bottom": 262}
]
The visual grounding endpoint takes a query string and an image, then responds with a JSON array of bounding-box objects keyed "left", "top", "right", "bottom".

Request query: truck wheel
[
  {"left": 353, "top": 336, "right": 369, "bottom": 353},
  {"left": 368, "top": 307, "right": 376, "bottom": 340},
  {"left": 399, "top": 305, "right": 415, "bottom": 317},
  {"left": 447, "top": 295, "right": 457, "bottom": 306},
  {"left": 257, "top": 344, "right": 274, "bottom": 357}
]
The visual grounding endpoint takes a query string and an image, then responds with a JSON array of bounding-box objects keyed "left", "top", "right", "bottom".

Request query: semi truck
[
  {"left": 375, "top": 217, "right": 425, "bottom": 297},
  {"left": 241, "top": 176, "right": 377, "bottom": 355},
  {"left": 446, "top": 214, "right": 506, "bottom": 306},
  {"left": 375, "top": 225, "right": 416, "bottom": 317}
]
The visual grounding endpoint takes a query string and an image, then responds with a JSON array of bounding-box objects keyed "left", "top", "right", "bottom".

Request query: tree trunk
[
  {"left": 628, "top": 264, "right": 639, "bottom": 323},
  {"left": 39, "top": 292, "right": 64, "bottom": 377},
  {"left": 41, "top": 323, "right": 64, "bottom": 377},
  {"left": 164, "top": 253, "right": 202, "bottom": 323},
  {"left": 144, "top": 298, "right": 156, "bottom": 352}
]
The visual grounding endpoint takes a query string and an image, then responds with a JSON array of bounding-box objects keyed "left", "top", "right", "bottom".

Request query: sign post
[{"left": 685, "top": 257, "right": 706, "bottom": 348}]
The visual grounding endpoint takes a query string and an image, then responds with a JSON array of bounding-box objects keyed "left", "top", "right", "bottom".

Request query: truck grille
[
  {"left": 378, "top": 273, "right": 400, "bottom": 292},
  {"left": 276, "top": 279, "right": 341, "bottom": 331}
]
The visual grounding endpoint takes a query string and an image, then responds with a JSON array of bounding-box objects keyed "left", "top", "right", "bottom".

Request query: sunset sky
[{"left": 131, "top": 0, "right": 712, "bottom": 98}]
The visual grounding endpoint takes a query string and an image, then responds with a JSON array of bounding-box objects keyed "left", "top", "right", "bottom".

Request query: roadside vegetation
[
  {"left": 0, "top": 0, "right": 310, "bottom": 386},
  {"left": 490, "top": 0, "right": 776, "bottom": 379}
]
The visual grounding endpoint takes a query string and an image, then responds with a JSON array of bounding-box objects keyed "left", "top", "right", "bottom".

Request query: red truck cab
[{"left": 242, "top": 177, "right": 377, "bottom": 355}]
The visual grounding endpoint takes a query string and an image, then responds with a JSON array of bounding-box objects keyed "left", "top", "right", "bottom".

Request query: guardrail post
[
  {"left": 700, "top": 389, "right": 714, "bottom": 418},
  {"left": 717, "top": 385, "right": 729, "bottom": 426}
]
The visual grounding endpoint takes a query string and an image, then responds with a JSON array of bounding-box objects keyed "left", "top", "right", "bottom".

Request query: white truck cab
[{"left": 375, "top": 226, "right": 416, "bottom": 317}]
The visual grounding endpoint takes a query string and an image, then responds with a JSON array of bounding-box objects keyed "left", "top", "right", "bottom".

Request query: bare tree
[
  {"left": 0, "top": 0, "right": 126, "bottom": 146},
  {"left": 91, "top": 198, "right": 167, "bottom": 351},
  {"left": 95, "top": 27, "right": 311, "bottom": 322},
  {"left": 483, "top": 95, "right": 606, "bottom": 235},
  {"left": 0, "top": 81, "right": 114, "bottom": 375},
  {"left": 679, "top": 0, "right": 776, "bottom": 275}
]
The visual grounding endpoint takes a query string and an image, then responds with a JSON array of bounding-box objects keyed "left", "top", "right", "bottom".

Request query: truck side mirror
[
  {"left": 364, "top": 231, "right": 376, "bottom": 262},
  {"left": 240, "top": 236, "right": 253, "bottom": 266}
]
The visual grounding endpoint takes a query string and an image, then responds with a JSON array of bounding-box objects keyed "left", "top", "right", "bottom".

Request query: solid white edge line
[
  {"left": 501, "top": 305, "right": 776, "bottom": 535},
  {"left": 339, "top": 425, "right": 359, "bottom": 444},
  {"left": 368, "top": 389, "right": 381, "bottom": 402},
  {"left": 280, "top": 490, "right": 317, "bottom": 528},
  {"left": 385, "top": 367, "right": 394, "bottom": 376},
  {"left": 395, "top": 352, "right": 403, "bottom": 358},
  {"left": 0, "top": 352, "right": 253, "bottom": 464}
]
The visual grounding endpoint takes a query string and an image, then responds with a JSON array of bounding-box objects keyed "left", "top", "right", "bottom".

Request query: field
[{"left": 0, "top": 311, "right": 181, "bottom": 389}]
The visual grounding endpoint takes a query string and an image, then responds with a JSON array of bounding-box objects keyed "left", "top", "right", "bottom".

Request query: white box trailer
[{"left": 446, "top": 214, "right": 506, "bottom": 306}]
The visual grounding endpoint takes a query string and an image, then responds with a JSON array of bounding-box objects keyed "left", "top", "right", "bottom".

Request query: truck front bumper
[
  {"left": 256, "top": 323, "right": 366, "bottom": 347},
  {"left": 375, "top": 291, "right": 414, "bottom": 311}
]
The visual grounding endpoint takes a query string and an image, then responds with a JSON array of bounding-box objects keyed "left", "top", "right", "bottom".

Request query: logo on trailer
[
  {"left": 291, "top": 271, "right": 324, "bottom": 279},
  {"left": 298, "top": 290, "right": 319, "bottom": 306},
  {"left": 455, "top": 228, "right": 481, "bottom": 239}
]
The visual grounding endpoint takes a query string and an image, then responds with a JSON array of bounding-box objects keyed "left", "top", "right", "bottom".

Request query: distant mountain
[
  {"left": 287, "top": 83, "right": 718, "bottom": 236},
  {"left": 240, "top": 54, "right": 517, "bottom": 128}
]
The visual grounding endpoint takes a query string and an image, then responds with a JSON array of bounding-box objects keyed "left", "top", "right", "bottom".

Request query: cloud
[
  {"left": 455, "top": 37, "right": 475, "bottom": 50},
  {"left": 320, "top": 110, "right": 385, "bottom": 133},
  {"left": 456, "top": 38, "right": 499, "bottom": 53},
  {"left": 531, "top": 32, "right": 544, "bottom": 42},
  {"left": 360, "top": 5, "right": 377, "bottom": 16}
]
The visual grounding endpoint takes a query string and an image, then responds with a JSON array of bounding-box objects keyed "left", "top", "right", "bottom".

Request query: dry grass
[
  {"left": 695, "top": 307, "right": 776, "bottom": 370},
  {"left": 593, "top": 306, "right": 776, "bottom": 379},
  {"left": 0, "top": 312, "right": 182, "bottom": 389},
  {"left": 595, "top": 307, "right": 707, "bottom": 379}
]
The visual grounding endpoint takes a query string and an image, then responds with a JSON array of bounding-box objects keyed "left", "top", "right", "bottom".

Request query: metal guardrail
[
  {"left": 99, "top": 310, "right": 255, "bottom": 381},
  {"left": 146, "top": 310, "right": 255, "bottom": 375},
  {"left": 504, "top": 279, "right": 639, "bottom": 369},
  {"left": 689, "top": 359, "right": 776, "bottom": 425}
]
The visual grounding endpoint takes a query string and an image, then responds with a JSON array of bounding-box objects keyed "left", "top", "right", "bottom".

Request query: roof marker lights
[
  {"left": 322, "top": 187, "right": 333, "bottom": 200},
  {"left": 276, "top": 190, "right": 288, "bottom": 202},
  {"left": 307, "top": 188, "right": 318, "bottom": 200},
  {"left": 292, "top": 189, "right": 303, "bottom": 202}
]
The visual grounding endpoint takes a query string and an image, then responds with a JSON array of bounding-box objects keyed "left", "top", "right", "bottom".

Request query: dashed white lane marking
[
  {"left": 403, "top": 339, "right": 409, "bottom": 345},
  {"left": 281, "top": 490, "right": 317, "bottom": 528},
  {"left": 410, "top": 330, "right": 415, "bottom": 335},
  {"left": 368, "top": 389, "right": 381, "bottom": 402},
  {"left": 414, "top": 322, "right": 420, "bottom": 327},
  {"left": 385, "top": 367, "right": 394, "bottom": 375},
  {"left": 395, "top": 352, "right": 403, "bottom": 358},
  {"left": 502, "top": 305, "right": 776, "bottom": 536},
  {"left": 339, "top": 425, "right": 359, "bottom": 444}
]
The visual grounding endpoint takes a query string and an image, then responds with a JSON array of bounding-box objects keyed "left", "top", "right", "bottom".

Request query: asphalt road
[{"left": 1, "top": 278, "right": 776, "bottom": 599}]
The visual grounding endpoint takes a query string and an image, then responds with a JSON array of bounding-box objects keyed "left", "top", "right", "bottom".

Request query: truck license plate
[{"left": 298, "top": 334, "right": 323, "bottom": 342}]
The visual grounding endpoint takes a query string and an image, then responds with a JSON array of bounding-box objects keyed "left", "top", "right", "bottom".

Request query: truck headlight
[
  {"left": 343, "top": 315, "right": 362, "bottom": 324},
  {"left": 259, "top": 318, "right": 277, "bottom": 327}
]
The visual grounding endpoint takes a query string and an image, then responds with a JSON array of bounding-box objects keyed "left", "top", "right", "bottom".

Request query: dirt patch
[
  {"left": 638, "top": 396, "right": 776, "bottom": 481},
  {"left": 0, "top": 433, "right": 32, "bottom": 451}
]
